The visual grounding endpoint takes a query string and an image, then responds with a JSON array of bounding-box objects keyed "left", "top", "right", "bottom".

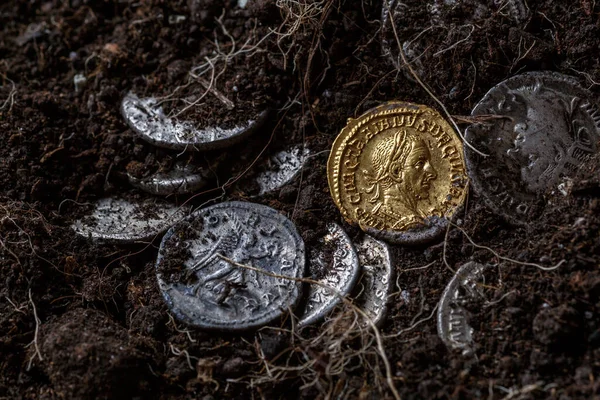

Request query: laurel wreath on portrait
[{"left": 363, "top": 129, "right": 414, "bottom": 204}]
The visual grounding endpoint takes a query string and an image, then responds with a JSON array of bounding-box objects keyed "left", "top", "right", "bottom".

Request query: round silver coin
[
  {"left": 128, "top": 161, "right": 211, "bottom": 196},
  {"left": 437, "top": 261, "right": 488, "bottom": 356},
  {"left": 352, "top": 235, "right": 393, "bottom": 327},
  {"left": 465, "top": 72, "right": 600, "bottom": 224},
  {"left": 156, "top": 201, "right": 305, "bottom": 330},
  {"left": 121, "top": 93, "right": 268, "bottom": 151},
  {"left": 297, "top": 223, "right": 360, "bottom": 327},
  {"left": 71, "top": 197, "right": 190, "bottom": 243}
]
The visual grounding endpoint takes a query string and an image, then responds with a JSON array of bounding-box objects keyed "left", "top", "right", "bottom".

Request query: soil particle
[
  {"left": 532, "top": 305, "right": 583, "bottom": 349},
  {"left": 38, "top": 309, "right": 159, "bottom": 400}
]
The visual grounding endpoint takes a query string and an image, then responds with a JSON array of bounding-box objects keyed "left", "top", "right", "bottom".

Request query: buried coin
[
  {"left": 437, "top": 262, "right": 488, "bottom": 356},
  {"left": 297, "top": 223, "right": 360, "bottom": 327},
  {"left": 465, "top": 72, "right": 600, "bottom": 224},
  {"left": 121, "top": 93, "right": 268, "bottom": 151},
  {"left": 156, "top": 201, "right": 305, "bottom": 330},
  {"left": 352, "top": 235, "right": 393, "bottom": 326},
  {"left": 71, "top": 197, "right": 190, "bottom": 243},
  {"left": 128, "top": 161, "right": 211, "bottom": 196},
  {"left": 328, "top": 101, "right": 469, "bottom": 244},
  {"left": 254, "top": 145, "right": 310, "bottom": 196}
]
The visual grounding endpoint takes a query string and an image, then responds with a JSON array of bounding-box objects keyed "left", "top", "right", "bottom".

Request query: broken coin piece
[
  {"left": 156, "top": 201, "right": 305, "bottom": 330},
  {"left": 352, "top": 235, "right": 393, "bottom": 326},
  {"left": 465, "top": 71, "right": 600, "bottom": 224},
  {"left": 127, "top": 161, "right": 211, "bottom": 196},
  {"left": 255, "top": 145, "right": 310, "bottom": 196},
  {"left": 437, "top": 261, "right": 488, "bottom": 356},
  {"left": 297, "top": 223, "right": 360, "bottom": 327},
  {"left": 121, "top": 93, "right": 268, "bottom": 151},
  {"left": 328, "top": 101, "right": 469, "bottom": 244},
  {"left": 71, "top": 197, "right": 190, "bottom": 243}
]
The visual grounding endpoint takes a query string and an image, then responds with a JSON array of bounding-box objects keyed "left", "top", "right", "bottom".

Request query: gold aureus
[{"left": 327, "top": 101, "right": 468, "bottom": 242}]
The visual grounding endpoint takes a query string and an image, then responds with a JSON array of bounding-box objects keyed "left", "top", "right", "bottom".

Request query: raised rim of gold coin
[{"left": 327, "top": 101, "right": 469, "bottom": 244}]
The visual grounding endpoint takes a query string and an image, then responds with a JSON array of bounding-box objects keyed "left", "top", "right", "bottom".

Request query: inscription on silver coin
[
  {"left": 298, "top": 223, "right": 360, "bottom": 327},
  {"left": 128, "top": 161, "right": 211, "bottom": 196},
  {"left": 352, "top": 235, "right": 393, "bottom": 326},
  {"left": 156, "top": 201, "right": 305, "bottom": 330},
  {"left": 121, "top": 93, "right": 267, "bottom": 151},
  {"left": 71, "top": 197, "right": 190, "bottom": 243},
  {"left": 465, "top": 72, "right": 600, "bottom": 224},
  {"left": 437, "top": 262, "right": 487, "bottom": 356},
  {"left": 255, "top": 146, "right": 310, "bottom": 196}
]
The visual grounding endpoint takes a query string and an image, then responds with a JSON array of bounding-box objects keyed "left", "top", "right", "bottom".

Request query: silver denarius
[
  {"left": 156, "top": 201, "right": 305, "bottom": 330},
  {"left": 298, "top": 223, "right": 360, "bottom": 327},
  {"left": 121, "top": 93, "right": 267, "bottom": 151},
  {"left": 352, "top": 235, "right": 393, "bottom": 326},
  {"left": 465, "top": 71, "right": 600, "bottom": 224},
  {"left": 71, "top": 196, "right": 190, "bottom": 243}
]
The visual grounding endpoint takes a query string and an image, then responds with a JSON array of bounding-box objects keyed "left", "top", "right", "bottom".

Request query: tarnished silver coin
[
  {"left": 465, "top": 72, "right": 600, "bottom": 224},
  {"left": 156, "top": 201, "right": 305, "bottom": 330},
  {"left": 128, "top": 161, "right": 211, "bottom": 196},
  {"left": 255, "top": 146, "right": 310, "bottom": 196},
  {"left": 352, "top": 235, "right": 393, "bottom": 326},
  {"left": 71, "top": 197, "right": 190, "bottom": 243},
  {"left": 297, "top": 223, "right": 360, "bottom": 327},
  {"left": 121, "top": 93, "right": 268, "bottom": 151},
  {"left": 437, "top": 262, "right": 488, "bottom": 356}
]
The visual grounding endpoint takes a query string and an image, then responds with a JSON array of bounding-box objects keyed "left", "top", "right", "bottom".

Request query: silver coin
[
  {"left": 156, "top": 201, "right": 305, "bottom": 330},
  {"left": 352, "top": 235, "right": 393, "bottom": 327},
  {"left": 437, "top": 261, "right": 488, "bottom": 356},
  {"left": 71, "top": 197, "right": 190, "bottom": 243},
  {"left": 297, "top": 223, "right": 360, "bottom": 327},
  {"left": 465, "top": 71, "right": 600, "bottom": 224},
  {"left": 121, "top": 93, "right": 268, "bottom": 151},
  {"left": 255, "top": 145, "right": 310, "bottom": 196},
  {"left": 128, "top": 161, "right": 211, "bottom": 196}
]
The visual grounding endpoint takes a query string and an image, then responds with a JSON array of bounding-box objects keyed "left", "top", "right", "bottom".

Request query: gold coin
[{"left": 327, "top": 101, "right": 468, "bottom": 244}]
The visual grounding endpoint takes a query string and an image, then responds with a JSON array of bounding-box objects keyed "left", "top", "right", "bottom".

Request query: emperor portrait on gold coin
[{"left": 327, "top": 102, "right": 468, "bottom": 244}]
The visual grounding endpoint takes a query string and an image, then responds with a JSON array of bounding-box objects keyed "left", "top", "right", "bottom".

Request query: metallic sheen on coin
[
  {"left": 465, "top": 71, "right": 600, "bottom": 224},
  {"left": 328, "top": 101, "right": 469, "bottom": 244},
  {"left": 128, "top": 161, "right": 211, "bottom": 196},
  {"left": 121, "top": 93, "right": 268, "bottom": 151},
  {"left": 156, "top": 201, "right": 305, "bottom": 330},
  {"left": 72, "top": 197, "right": 190, "bottom": 243},
  {"left": 255, "top": 145, "right": 310, "bottom": 196},
  {"left": 437, "top": 261, "right": 488, "bottom": 356},
  {"left": 298, "top": 223, "right": 360, "bottom": 327},
  {"left": 352, "top": 235, "right": 393, "bottom": 326}
]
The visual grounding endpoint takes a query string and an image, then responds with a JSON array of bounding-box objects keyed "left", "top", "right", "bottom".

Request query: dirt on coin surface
[{"left": 1, "top": 0, "right": 600, "bottom": 399}]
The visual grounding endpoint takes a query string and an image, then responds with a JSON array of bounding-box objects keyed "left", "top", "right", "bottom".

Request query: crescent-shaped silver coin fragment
[
  {"left": 352, "top": 235, "right": 393, "bottom": 326},
  {"left": 298, "top": 223, "right": 360, "bottom": 327},
  {"left": 128, "top": 161, "right": 211, "bottom": 196},
  {"left": 121, "top": 93, "right": 268, "bottom": 151},
  {"left": 71, "top": 197, "right": 190, "bottom": 243}
]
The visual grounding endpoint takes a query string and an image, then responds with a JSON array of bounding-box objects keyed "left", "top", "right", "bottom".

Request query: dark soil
[{"left": 1, "top": 0, "right": 600, "bottom": 399}]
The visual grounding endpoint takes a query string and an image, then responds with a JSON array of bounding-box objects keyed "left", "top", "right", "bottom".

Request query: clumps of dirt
[{"left": 37, "top": 309, "right": 160, "bottom": 399}]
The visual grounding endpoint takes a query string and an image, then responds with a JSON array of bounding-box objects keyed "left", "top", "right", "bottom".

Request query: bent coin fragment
[
  {"left": 156, "top": 201, "right": 305, "bottom": 330},
  {"left": 255, "top": 145, "right": 310, "bottom": 196},
  {"left": 121, "top": 93, "right": 267, "bottom": 151},
  {"left": 128, "top": 161, "right": 211, "bottom": 196},
  {"left": 71, "top": 197, "right": 190, "bottom": 243},
  {"left": 298, "top": 223, "right": 360, "bottom": 327},
  {"left": 327, "top": 101, "right": 469, "bottom": 244},
  {"left": 437, "top": 262, "right": 488, "bottom": 356},
  {"left": 465, "top": 71, "right": 600, "bottom": 224},
  {"left": 352, "top": 235, "right": 393, "bottom": 326}
]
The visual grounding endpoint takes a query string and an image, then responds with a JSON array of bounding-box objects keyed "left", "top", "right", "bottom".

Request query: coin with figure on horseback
[{"left": 328, "top": 101, "right": 469, "bottom": 244}]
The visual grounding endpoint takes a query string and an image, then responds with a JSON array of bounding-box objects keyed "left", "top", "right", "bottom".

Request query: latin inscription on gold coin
[{"left": 327, "top": 102, "right": 468, "bottom": 244}]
